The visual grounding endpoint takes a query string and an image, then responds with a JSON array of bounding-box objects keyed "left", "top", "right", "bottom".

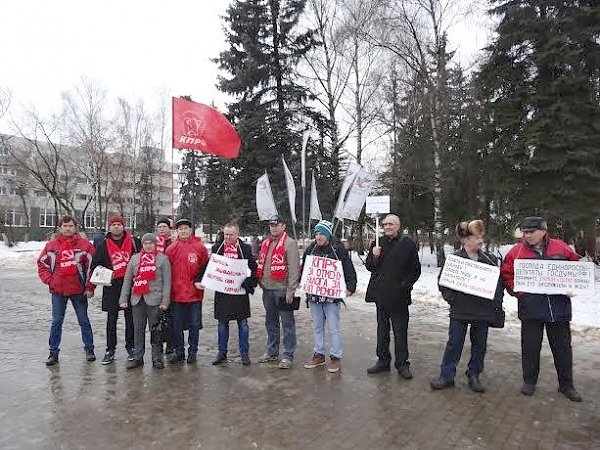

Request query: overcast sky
[{"left": 0, "top": 0, "right": 492, "bottom": 135}]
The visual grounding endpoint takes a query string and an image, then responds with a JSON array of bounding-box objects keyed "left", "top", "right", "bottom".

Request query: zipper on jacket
[{"left": 547, "top": 295, "right": 554, "bottom": 322}]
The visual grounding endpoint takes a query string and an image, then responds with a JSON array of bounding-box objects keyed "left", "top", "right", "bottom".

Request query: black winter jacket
[
  {"left": 438, "top": 249, "right": 504, "bottom": 322},
  {"left": 365, "top": 234, "right": 421, "bottom": 313}
]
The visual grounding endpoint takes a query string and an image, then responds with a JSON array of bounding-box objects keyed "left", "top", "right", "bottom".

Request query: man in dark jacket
[
  {"left": 365, "top": 214, "right": 421, "bottom": 378},
  {"left": 206, "top": 222, "right": 258, "bottom": 366},
  {"left": 88, "top": 215, "right": 141, "bottom": 365},
  {"left": 301, "top": 220, "right": 357, "bottom": 373},
  {"left": 38, "top": 215, "right": 96, "bottom": 365},
  {"left": 501, "top": 216, "right": 582, "bottom": 402}
]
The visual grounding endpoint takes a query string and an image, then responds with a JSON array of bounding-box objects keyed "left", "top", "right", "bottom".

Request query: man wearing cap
[
  {"left": 365, "top": 213, "right": 421, "bottom": 379},
  {"left": 501, "top": 216, "right": 583, "bottom": 402},
  {"left": 302, "top": 220, "right": 356, "bottom": 373},
  {"left": 165, "top": 218, "right": 209, "bottom": 364},
  {"left": 256, "top": 215, "right": 300, "bottom": 369},
  {"left": 88, "top": 215, "right": 141, "bottom": 364},
  {"left": 119, "top": 233, "right": 171, "bottom": 369}
]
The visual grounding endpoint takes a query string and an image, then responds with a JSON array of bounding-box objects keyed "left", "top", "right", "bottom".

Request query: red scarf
[
  {"left": 57, "top": 237, "right": 78, "bottom": 276},
  {"left": 106, "top": 234, "right": 133, "bottom": 279},
  {"left": 256, "top": 232, "right": 288, "bottom": 280},
  {"left": 224, "top": 242, "right": 239, "bottom": 259},
  {"left": 133, "top": 251, "right": 157, "bottom": 295},
  {"left": 156, "top": 235, "right": 169, "bottom": 254}
]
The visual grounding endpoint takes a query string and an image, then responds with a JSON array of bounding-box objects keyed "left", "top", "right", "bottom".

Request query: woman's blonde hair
[{"left": 456, "top": 220, "right": 485, "bottom": 238}]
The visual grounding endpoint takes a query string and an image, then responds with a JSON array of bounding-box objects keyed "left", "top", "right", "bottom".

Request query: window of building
[
  {"left": 0, "top": 186, "right": 6, "bottom": 195},
  {"left": 0, "top": 165, "right": 16, "bottom": 176},
  {"left": 39, "top": 209, "right": 58, "bottom": 227},
  {"left": 125, "top": 214, "right": 135, "bottom": 229},
  {"left": 0, "top": 146, "right": 8, "bottom": 156},
  {"left": 3, "top": 210, "right": 29, "bottom": 227},
  {"left": 84, "top": 212, "right": 95, "bottom": 229}
]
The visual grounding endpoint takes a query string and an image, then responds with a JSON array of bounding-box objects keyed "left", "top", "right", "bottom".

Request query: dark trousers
[
  {"left": 376, "top": 307, "right": 409, "bottom": 369},
  {"left": 106, "top": 307, "right": 134, "bottom": 352},
  {"left": 440, "top": 319, "right": 489, "bottom": 381},
  {"left": 521, "top": 320, "right": 574, "bottom": 388}
]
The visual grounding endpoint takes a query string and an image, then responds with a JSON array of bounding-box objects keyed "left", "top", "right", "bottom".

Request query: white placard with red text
[
  {"left": 439, "top": 254, "right": 500, "bottom": 300},
  {"left": 514, "top": 259, "right": 595, "bottom": 295},
  {"left": 200, "top": 254, "right": 249, "bottom": 295},
  {"left": 300, "top": 255, "right": 347, "bottom": 299}
]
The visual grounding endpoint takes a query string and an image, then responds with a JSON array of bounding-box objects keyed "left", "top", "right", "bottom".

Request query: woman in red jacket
[{"left": 165, "top": 218, "right": 209, "bottom": 363}]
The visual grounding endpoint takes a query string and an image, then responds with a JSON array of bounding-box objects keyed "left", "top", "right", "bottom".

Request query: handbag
[
  {"left": 276, "top": 295, "right": 301, "bottom": 311},
  {"left": 488, "top": 307, "right": 505, "bottom": 329}
]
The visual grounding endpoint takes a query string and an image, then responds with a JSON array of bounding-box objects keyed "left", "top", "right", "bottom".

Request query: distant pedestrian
[
  {"left": 89, "top": 215, "right": 141, "bottom": 365},
  {"left": 256, "top": 215, "right": 300, "bottom": 369},
  {"left": 302, "top": 220, "right": 356, "bottom": 373},
  {"left": 206, "top": 222, "right": 258, "bottom": 366},
  {"left": 365, "top": 214, "right": 421, "bottom": 379},
  {"left": 38, "top": 215, "right": 96, "bottom": 365},
  {"left": 501, "top": 216, "right": 583, "bottom": 402},
  {"left": 430, "top": 220, "right": 504, "bottom": 393}
]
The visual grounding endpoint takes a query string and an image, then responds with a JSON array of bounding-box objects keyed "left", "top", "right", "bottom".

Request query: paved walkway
[{"left": 0, "top": 268, "right": 599, "bottom": 449}]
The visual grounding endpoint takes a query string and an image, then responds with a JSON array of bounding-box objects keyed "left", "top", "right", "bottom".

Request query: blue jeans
[
  {"left": 440, "top": 318, "right": 489, "bottom": 381},
  {"left": 172, "top": 302, "right": 202, "bottom": 356},
  {"left": 49, "top": 294, "right": 94, "bottom": 354},
  {"left": 262, "top": 289, "right": 296, "bottom": 360},
  {"left": 218, "top": 319, "right": 249, "bottom": 356},
  {"left": 309, "top": 301, "right": 342, "bottom": 358}
]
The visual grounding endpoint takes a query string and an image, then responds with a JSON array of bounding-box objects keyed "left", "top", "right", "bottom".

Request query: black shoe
[
  {"left": 45, "top": 353, "right": 59, "bottom": 366},
  {"left": 126, "top": 348, "right": 135, "bottom": 361},
  {"left": 153, "top": 359, "right": 165, "bottom": 369},
  {"left": 431, "top": 378, "right": 455, "bottom": 390},
  {"left": 521, "top": 383, "right": 535, "bottom": 396},
  {"left": 165, "top": 344, "right": 174, "bottom": 355},
  {"left": 169, "top": 353, "right": 185, "bottom": 364},
  {"left": 398, "top": 365, "right": 413, "bottom": 380},
  {"left": 126, "top": 359, "right": 143, "bottom": 370},
  {"left": 558, "top": 386, "right": 582, "bottom": 402},
  {"left": 468, "top": 374, "right": 485, "bottom": 393},
  {"left": 187, "top": 353, "right": 197, "bottom": 364},
  {"left": 241, "top": 355, "right": 251, "bottom": 366},
  {"left": 101, "top": 350, "right": 115, "bottom": 365},
  {"left": 212, "top": 352, "right": 227, "bottom": 366},
  {"left": 366, "top": 361, "right": 391, "bottom": 374},
  {"left": 86, "top": 350, "right": 96, "bottom": 362}
]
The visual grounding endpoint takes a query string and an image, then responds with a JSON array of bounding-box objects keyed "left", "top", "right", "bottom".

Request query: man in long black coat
[
  {"left": 202, "top": 222, "right": 258, "bottom": 366},
  {"left": 365, "top": 214, "right": 421, "bottom": 378}
]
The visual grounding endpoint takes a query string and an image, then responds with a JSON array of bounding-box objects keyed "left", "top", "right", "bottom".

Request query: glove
[{"left": 241, "top": 277, "right": 256, "bottom": 295}]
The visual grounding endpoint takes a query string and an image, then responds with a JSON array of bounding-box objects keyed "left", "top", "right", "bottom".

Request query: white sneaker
[
  {"left": 278, "top": 358, "right": 292, "bottom": 369},
  {"left": 257, "top": 353, "right": 278, "bottom": 363}
]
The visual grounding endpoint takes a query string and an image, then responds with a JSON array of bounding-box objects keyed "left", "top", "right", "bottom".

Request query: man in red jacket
[
  {"left": 166, "top": 218, "right": 209, "bottom": 363},
  {"left": 38, "top": 216, "right": 96, "bottom": 365}
]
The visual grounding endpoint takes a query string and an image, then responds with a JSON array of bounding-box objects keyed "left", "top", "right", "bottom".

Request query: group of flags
[{"left": 171, "top": 96, "right": 376, "bottom": 228}]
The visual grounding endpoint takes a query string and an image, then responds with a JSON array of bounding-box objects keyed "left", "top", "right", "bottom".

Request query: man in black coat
[
  {"left": 202, "top": 222, "right": 258, "bottom": 366},
  {"left": 365, "top": 214, "right": 421, "bottom": 378}
]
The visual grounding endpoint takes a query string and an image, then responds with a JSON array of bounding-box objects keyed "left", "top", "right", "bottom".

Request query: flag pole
[{"left": 171, "top": 147, "right": 175, "bottom": 221}]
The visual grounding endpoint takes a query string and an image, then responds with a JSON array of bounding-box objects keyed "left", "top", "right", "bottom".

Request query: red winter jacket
[
  {"left": 37, "top": 234, "right": 95, "bottom": 296},
  {"left": 166, "top": 237, "right": 209, "bottom": 303}
]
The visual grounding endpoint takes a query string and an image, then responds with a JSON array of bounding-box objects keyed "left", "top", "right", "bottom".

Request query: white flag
[
  {"left": 309, "top": 172, "right": 322, "bottom": 221},
  {"left": 255, "top": 172, "right": 278, "bottom": 220},
  {"left": 282, "top": 157, "right": 297, "bottom": 223},
  {"left": 301, "top": 130, "right": 310, "bottom": 188},
  {"left": 341, "top": 169, "right": 376, "bottom": 221},
  {"left": 334, "top": 162, "right": 361, "bottom": 220}
]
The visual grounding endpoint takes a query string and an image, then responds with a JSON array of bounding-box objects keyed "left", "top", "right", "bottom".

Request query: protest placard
[
  {"left": 514, "top": 259, "right": 595, "bottom": 295},
  {"left": 438, "top": 254, "right": 500, "bottom": 300},
  {"left": 300, "top": 255, "right": 347, "bottom": 299},
  {"left": 200, "top": 254, "right": 249, "bottom": 295},
  {"left": 90, "top": 266, "right": 113, "bottom": 286}
]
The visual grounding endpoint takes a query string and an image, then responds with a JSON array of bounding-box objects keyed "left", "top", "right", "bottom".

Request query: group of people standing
[{"left": 37, "top": 211, "right": 583, "bottom": 402}]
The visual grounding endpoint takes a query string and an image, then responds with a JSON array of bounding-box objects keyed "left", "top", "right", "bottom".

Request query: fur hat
[{"left": 456, "top": 220, "right": 485, "bottom": 238}]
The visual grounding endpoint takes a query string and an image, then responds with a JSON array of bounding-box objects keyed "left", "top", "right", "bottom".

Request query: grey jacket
[
  {"left": 258, "top": 235, "right": 300, "bottom": 294},
  {"left": 119, "top": 252, "right": 171, "bottom": 307}
]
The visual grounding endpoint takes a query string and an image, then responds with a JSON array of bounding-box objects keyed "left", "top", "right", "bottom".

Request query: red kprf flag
[{"left": 172, "top": 97, "right": 241, "bottom": 159}]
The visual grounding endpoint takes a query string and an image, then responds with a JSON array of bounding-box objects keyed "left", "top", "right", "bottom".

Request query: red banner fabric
[{"left": 172, "top": 97, "right": 241, "bottom": 159}]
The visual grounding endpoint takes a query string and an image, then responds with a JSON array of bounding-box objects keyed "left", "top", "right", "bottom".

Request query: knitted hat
[
  {"left": 108, "top": 215, "right": 125, "bottom": 226},
  {"left": 141, "top": 233, "right": 157, "bottom": 243},
  {"left": 314, "top": 220, "right": 333, "bottom": 239},
  {"left": 157, "top": 217, "right": 171, "bottom": 228}
]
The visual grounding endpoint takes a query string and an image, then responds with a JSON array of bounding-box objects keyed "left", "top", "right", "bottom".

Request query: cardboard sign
[
  {"left": 90, "top": 266, "right": 113, "bottom": 286},
  {"left": 300, "top": 255, "right": 347, "bottom": 299},
  {"left": 514, "top": 259, "right": 595, "bottom": 295},
  {"left": 366, "top": 196, "right": 390, "bottom": 215},
  {"left": 200, "top": 254, "right": 249, "bottom": 295},
  {"left": 439, "top": 254, "right": 500, "bottom": 300}
]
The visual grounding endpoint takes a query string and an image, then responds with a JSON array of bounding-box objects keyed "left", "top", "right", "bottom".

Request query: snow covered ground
[{"left": 2, "top": 240, "right": 598, "bottom": 329}]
